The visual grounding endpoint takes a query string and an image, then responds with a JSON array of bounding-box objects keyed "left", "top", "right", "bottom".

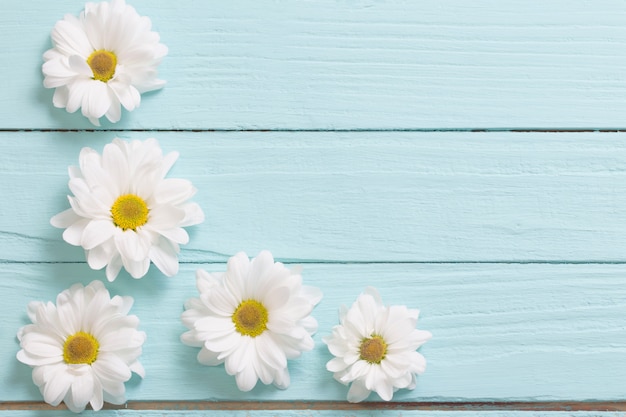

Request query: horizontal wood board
[
  {"left": 3, "top": 0, "right": 626, "bottom": 129},
  {"left": 3, "top": 131, "right": 626, "bottom": 263},
  {"left": 2, "top": 263, "right": 625, "bottom": 402}
]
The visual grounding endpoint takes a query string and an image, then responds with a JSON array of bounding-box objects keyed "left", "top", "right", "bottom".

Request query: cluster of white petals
[
  {"left": 324, "top": 287, "right": 431, "bottom": 403},
  {"left": 51, "top": 138, "right": 204, "bottom": 281},
  {"left": 31, "top": 3, "right": 436, "bottom": 405},
  {"left": 181, "top": 251, "right": 322, "bottom": 391},
  {"left": 16, "top": 281, "right": 145, "bottom": 413},
  {"left": 42, "top": 0, "right": 167, "bottom": 125}
]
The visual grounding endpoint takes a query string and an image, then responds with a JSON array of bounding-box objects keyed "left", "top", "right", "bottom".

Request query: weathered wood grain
[
  {"left": 2, "top": 131, "right": 626, "bottom": 263},
  {"left": 3, "top": 0, "right": 626, "bottom": 129},
  {"left": 2, "top": 263, "right": 625, "bottom": 402}
]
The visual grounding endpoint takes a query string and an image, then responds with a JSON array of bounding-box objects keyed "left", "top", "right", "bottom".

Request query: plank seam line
[
  {"left": 2, "top": 401, "right": 626, "bottom": 412},
  {"left": 3, "top": 128, "right": 626, "bottom": 133},
  {"left": 3, "top": 260, "right": 626, "bottom": 265}
]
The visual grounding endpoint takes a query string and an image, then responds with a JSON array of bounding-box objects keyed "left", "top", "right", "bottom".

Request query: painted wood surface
[
  {"left": 3, "top": 0, "right": 626, "bottom": 129},
  {"left": 4, "top": 131, "right": 626, "bottom": 263},
  {"left": 3, "top": 263, "right": 625, "bottom": 402},
  {"left": 2, "top": 0, "right": 626, "bottom": 415}
]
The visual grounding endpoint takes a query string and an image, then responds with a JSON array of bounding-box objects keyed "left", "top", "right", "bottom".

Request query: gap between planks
[
  {"left": 2, "top": 401, "right": 626, "bottom": 412},
  {"left": 3, "top": 128, "right": 626, "bottom": 133}
]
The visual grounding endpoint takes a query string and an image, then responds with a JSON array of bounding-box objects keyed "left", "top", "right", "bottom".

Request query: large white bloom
[
  {"left": 16, "top": 280, "right": 145, "bottom": 413},
  {"left": 181, "top": 251, "right": 323, "bottom": 391},
  {"left": 42, "top": 0, "right": 167, "bottom": 125},
  {"left": 51, "top": 138, "right": 204, "bottom": 281},
  {"left": 323, "top": 287, "right": 431, "bottom": 403}
]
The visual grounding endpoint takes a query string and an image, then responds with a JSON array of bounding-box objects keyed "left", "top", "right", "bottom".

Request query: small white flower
[
  {"left": 323, "top": 287, "right": 431, "bottom": 403},
  {"left": 43, "top": 0, "right": 167, "bottom": 125},
  {"left": 16, "top": 280, "right": 146, "bottom": 413},
  {"left": 51, "top": 138, "right": 204, "bottom": 281},
  {"left": 181, "top": 251, "right": 323, "bottom": 391}
]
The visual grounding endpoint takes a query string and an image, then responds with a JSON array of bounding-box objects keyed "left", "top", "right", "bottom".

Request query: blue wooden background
[{"left": 1, "top": 1, "right": 626, "bottom": 416}]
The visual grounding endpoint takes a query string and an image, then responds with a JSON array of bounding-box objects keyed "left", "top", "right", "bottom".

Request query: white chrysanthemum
[
  {"left": 42, "top": 0, "right": 167, "bottom": 125},
  {"left": 181, "top": 251, "right": 323, "bottom": 391},
  {"left": 51, "top": 138, "right": 204, "bottom": 281},
  {"left": 323, "top": 287, "right": 432, "bottom": 403},
  {"left": 16, "top": 280, "right": 145, "bottom": 413}
]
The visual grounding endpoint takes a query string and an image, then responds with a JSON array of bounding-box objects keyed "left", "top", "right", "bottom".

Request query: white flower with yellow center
[
  {"left": 181, "top": 251, "right": 323, "bottom": 391},
  {"left": 42, "top": 0, "right": 167, "bottom": 125},
  {"left": 51, "top": 138, "right": 204, "bottom": 281},
  {"left": 323, "top": 287, "right": 432, "bottom": 403},
  {"left": 16, "top": 280, "right": 145, "bottom": 413}
]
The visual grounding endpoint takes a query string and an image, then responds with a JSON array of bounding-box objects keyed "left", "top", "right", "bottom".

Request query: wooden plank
[
  {"left": 3, "top": 0, "right": 626, "bottom": 129},
  {"left": 2, "top": 131, "right": 626, "bottom": 263},
  {"left": 2, "top": 263, "right": 625, "bottom": 402}
]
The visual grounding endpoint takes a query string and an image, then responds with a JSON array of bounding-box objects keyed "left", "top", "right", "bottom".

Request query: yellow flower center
[
  {"left": 359, "top": 335, "right": 387, "bottom": 364},
  {"left": 232, "top": 300, "right": 268, "bottom": 337},
  {"left": 111, "top": 194, "right": 149, "bottom": 231},
  {"left": 63, "top": 331, "right": 99, "bottom": 365},
  {"left": 87, "top": 50, "right": 117, "bottom": 82}
]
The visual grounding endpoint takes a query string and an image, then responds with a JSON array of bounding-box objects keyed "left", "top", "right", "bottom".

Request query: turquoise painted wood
[
  {"left": 2, "top": 263, "right": 626, "bottom": 401},
  {"left": 2, "top": 1, "right": 626, "bottom": 129},
  {"left": 1, "top": 0, "right": 626, "bottom": 415},
  {"left": 3, "top": 131, "right": 626, "bottom": 263}
]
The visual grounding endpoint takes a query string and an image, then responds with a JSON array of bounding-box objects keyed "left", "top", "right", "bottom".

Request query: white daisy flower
[
  {"left": 181, "top": 251, "right": 323, "bottom": 391},
  {"left": 323, "top": 287, "right": 432, "bottom": 403},
  {"left": 51, "top": 138, "right": 204, "bottom": 281},
  {"left": 16, "top": 280, "right": 146, "bottom": 413},
  {"left": 42, "top": 0, "right": 167, "bottom": 125}
]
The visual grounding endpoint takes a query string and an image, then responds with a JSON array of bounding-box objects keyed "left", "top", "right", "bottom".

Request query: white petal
[
  {"left": 374, "top": 375, "right": 394, "bottom": 402},
  {"left": 197, "top": 347, "right": 223, "bottom": 366},
  {"left": 61, "top": 218, "right": 90, "bottom": 246},
  {"left": 92, "top": 353, "right": 132, "bottom": 383},
  {"left": 87, "top": 243, "right": 113, "bottom": 270},
  {"left": 101, "top": 142, "right": 128, "bottom": 195},
  {"left": 205, "top": 286, "right": 239, "bottom": 316},
  {"left": 105, "top": 96, "right": 122, "bottom": 123},
  {"left": 154, "top": 178, "right": 195, "bottom": 205},
  {"left": 68, "top": 54, "right": 93, "bottom": 77},
  {"left": 149, "top": 237, "right": 179, "bottom": 276},
  {"left": 108, "top": 79, "right": 141, "bottom": 111},
  {"left": 224, "top": 252, "right": 251, "bottom": 298},
  {"left": 42, "top": 365, "right": 72, "bottom": 406},
  {"left": 90, "top": 377, "right": 104, "bottom": 411},
  {"left": 52, "top": 86, "right": 70, "bottom": 108},
  {"left": 123, "top": 256, "right": 150, "bottom": 279},
  {"left": 69, "top": 371, "right": 94, "bottom": 412},
  {"left": 81, "top": 80, "right": 111, "bottom": 120},
  {"left": 255, "top": 334, "right": 287, "bottom": 370},
  {"left": 50, "top": 209, "right": 81, "bottom": 229},
  {"left": 147, "top": 205, "right": 186, "bottom": 230},
  {"left": 224, "top": 337, "right": 251, "bottom": 374},
  {"left": 50, "top": 17, "right": 92, "bottom": 57},
  {"left": 347, "top": 379, "right": 371, "bottom": 403},
  {"left": 106, "top": 254, "right": 123, "bottom": 281},
  {"left": 81, "top": 219, "right": 116, "bottom": 250},
  {"left": 66, "top": 78, "right": 90, "bottom": 114},
  {"left": 129, "top": 360, "right": 146, "bottom": 378},
  {"left": 115, "top": 230, "right": 150, "bottom": 262},
  {"left": 326, "top": 357, "right": 349, "bottom": 373},
  {"left": 234, "top": 358, "right": 258, "bottom": 392},
  {"left": 272, "top": 367, "right": 290, "bottom": 389},
  {"left": 180, "top": 202, "right": 205, "bottom": 227}
]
